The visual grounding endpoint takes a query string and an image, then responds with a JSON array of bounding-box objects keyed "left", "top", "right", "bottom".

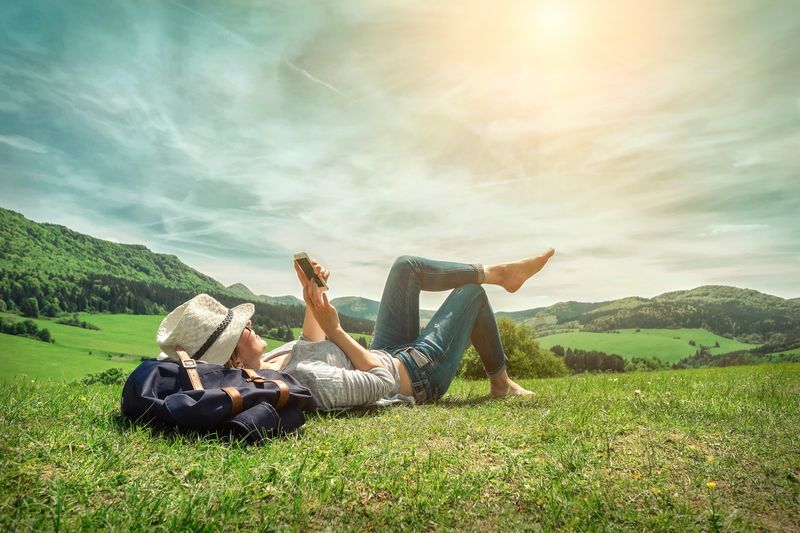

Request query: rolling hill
[
  {"left": 498, "top": 287, "right": 800, "bottom": 344},
  {"left": 2, "top": 207, "right": 797, "bottom": 344}
]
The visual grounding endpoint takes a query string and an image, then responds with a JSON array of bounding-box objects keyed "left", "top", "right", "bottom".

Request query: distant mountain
[
  {"left": 265, "top": 295, "right": 304, "bottom": 307},
  {"left": 498, "top": 286, "right": 800, "bottom": 344},
  {"left": 330, "top": 296, "right": 436, "bottom": 322},
  {"left": 226, "top": 283, "right": 259, "bottom": 300},
  {"left": 226, "top": 283, "right": 304, "bottom": 307},
  {"left": 330, "top": 296, "right": 380, "bottom": 321}
]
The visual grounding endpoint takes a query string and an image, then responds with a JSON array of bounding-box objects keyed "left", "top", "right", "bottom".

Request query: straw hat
[{"left": 157, "top": 294, "right": 254, "bottom": 365}]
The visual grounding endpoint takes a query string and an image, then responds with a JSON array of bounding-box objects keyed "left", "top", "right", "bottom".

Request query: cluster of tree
[
  {"left": 672, "top": 347, "right": 756, "bottom": 369},
  {"left": 688, "top": 339, "right": 720, "bottom": 348},
  {"left": 0, "top": 270, "right": 173, "bottom": 316},
  {"left": 549, "top": 345, "right": 626, "bottom": 373},
  {"left": 672, "top": 340, "right": 800, "bottom": 369},
  {"left": 0, "top": 316, "right": 54, "bottom": 343},
  {"left": 266, "top": 325, "right": 294, "bottom": 342},
  {"left": 55, "top": 313, "right": 100, "bottom": 330},
  {"left": 625, "top": 356, "right": 671, "bottom": 372},
  {"left": 458, "top": 318, "right": 569, "bottom": 379}
]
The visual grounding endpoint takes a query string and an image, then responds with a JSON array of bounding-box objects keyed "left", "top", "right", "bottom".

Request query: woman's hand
[
  {"left": 293, "top": 257, "right": 330, "bottom": 288},
  {"left": 302, "top": 281, "right": 340, "bottom": 335}
]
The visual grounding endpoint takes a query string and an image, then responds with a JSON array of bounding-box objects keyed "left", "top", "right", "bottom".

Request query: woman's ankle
[{"left": 482, "top": 264, "right": 505, "bottom": 286}]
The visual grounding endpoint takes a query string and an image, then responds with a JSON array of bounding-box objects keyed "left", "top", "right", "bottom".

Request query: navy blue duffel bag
[{"left": 121, "top": 358, "right": 318, "bottom": 442}]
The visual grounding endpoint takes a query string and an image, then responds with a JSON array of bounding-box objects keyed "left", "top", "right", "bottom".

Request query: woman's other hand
[{"left": 303, "top": 281, "right": 340, "bottom": 335}]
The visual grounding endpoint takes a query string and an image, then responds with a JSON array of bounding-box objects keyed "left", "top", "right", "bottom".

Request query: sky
[{"left": 0, "top": 0, "right": 798, "bottom": 312}]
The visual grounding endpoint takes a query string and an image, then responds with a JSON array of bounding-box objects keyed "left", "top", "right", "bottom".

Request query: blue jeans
[{"left": 370, "top": 256, "right": 508, "bottom": 402}]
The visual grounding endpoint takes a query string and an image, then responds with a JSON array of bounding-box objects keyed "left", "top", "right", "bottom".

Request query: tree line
[
  {"left": 0, "top": 316, "right": 54, "bottom": 343},
  {"left": 580, "top": 301, "right": 798, "bottom": 344},
  {"left": 0, "top": 269, "right": 375, "bottom": 334}
]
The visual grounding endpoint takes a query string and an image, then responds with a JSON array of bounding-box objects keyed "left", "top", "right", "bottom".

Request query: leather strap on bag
[
  {"left": 176, "top": 348, "right": 204, "bottom": 391},
  {"left": 221, "top": 387, "right": 243, "bottom": 416},
  {"left": 243, "top": 368, "right": 268, "bottom": 383},
  {"left": 242, "top": 369, "right": 289, "bottom": 409},
  {"left": 266, "top": 379, "right": 289, "bottom": 409}
]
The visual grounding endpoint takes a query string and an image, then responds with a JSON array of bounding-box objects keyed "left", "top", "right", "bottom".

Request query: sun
[
  {"left": 535, "top": 3, "right": 569, "bottom": 38},
  {"left": 523, "top": 2, "right": 579, "bottom": 51}
]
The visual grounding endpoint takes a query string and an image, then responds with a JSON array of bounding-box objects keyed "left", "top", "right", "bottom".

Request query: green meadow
[
  {"left": 1, "top": 364, "right": 798, "bottom": 531},
  {"left": 0, "top": 313, "right": 798, "bottom": 530},
  {"left": 537, "top": 328, "right": 759, "bottom": 363}
]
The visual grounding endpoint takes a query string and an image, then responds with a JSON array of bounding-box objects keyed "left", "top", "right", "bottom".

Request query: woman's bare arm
[
  {"left": 303, "top": 280, "right": 384, "bottom": 371},
  {"left": 301, "top": 305, "right": 326, "bottom": 342}
]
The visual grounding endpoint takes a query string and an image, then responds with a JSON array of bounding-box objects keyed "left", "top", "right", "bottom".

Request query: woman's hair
[{"left": 224, "top": 347, "right": 242, "bottom": 369}]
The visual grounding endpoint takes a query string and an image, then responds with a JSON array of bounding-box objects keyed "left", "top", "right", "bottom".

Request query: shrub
[
  {"left": 458, "top": 318, "right": 569, "bottom": 379},
  {"left": 20, "top": 297, "right": 39, "bottom": 318},
  {"left": 79, "top": 368, "right": 128, "bottom": 385},
  {"left": 626, "top": 356, "right": 669, "bottom": 372}
]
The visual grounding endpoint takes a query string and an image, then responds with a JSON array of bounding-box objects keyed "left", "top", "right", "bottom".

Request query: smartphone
[{"left": 293, "top": 252, "right": 328, "bottom": 290}]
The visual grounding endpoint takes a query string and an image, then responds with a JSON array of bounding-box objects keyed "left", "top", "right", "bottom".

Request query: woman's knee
[{"left": 392, "top": 255, "right": 420, "bottom": 274}]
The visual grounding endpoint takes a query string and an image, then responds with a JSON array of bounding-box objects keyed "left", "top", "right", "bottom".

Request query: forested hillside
[{"left": 0, "top": 208, "right": 374, "bottom": 334}]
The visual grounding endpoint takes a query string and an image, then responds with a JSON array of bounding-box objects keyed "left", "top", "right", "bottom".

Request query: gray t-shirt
[{"left": 262, "top": 336, "right": 415, "bottom": 411}]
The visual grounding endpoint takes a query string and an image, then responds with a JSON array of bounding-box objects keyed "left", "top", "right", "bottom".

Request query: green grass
[
  {"left": 0, "top": 364, "right": 797, "bottom": 530},
  {"left": 537, "top": 328, "right": 760, "bottom": 363},
  {"left": 0, "top": 314, "right": 370, "bottom": 383},
  {"left": 0, "top": 334, "right": 140, "bottom": 382}
]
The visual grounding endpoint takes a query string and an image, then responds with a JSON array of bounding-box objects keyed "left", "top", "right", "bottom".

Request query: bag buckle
[{"left": 181, "top": 359, "right": 197, "bottom": 369}]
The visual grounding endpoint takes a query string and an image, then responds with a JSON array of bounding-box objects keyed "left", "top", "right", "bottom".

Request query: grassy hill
[
  {"left": 2, "top": 364, "right": 797, "bottom": 530},
  {"left": 537, "top": 328, "right": 760, "bottom": 363}
]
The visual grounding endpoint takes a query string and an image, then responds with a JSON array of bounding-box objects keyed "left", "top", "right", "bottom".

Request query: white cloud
[
  {"left": 709, "top": 224, "right": 769, "bottom": 235},
  {"left": 0, "top": 134, "right": 48, "bottom": 154}
]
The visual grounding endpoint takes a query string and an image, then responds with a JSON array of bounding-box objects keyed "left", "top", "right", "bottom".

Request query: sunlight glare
[{"left": 529, "top": 2, "right": 574, "bottom": 47}]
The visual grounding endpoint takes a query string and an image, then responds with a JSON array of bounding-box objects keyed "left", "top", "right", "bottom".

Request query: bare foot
[
  {"left": 490, "top": 378, "right": 536, "bottom": 397},
  {"left": 496, "top": 247, "right": 555, "bottom": 293}
]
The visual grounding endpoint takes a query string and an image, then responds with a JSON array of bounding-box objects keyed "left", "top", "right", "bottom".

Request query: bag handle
[{"left": 176, "top": 347, "right": 204, "bottom": 391}]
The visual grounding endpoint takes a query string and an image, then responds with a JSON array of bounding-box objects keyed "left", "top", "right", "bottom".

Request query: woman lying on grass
[{"left": 158, "top": 250, "right": 555, "bottom": 411}]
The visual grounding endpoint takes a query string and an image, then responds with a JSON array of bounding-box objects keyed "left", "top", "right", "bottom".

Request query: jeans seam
[{"left": 406, "top": 270, "right": 416, "bottom": 342}]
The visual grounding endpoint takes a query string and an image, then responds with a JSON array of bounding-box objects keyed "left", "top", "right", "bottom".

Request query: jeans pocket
[{"left": 407, "top": 348, "right": 432, "bottom": 369}]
